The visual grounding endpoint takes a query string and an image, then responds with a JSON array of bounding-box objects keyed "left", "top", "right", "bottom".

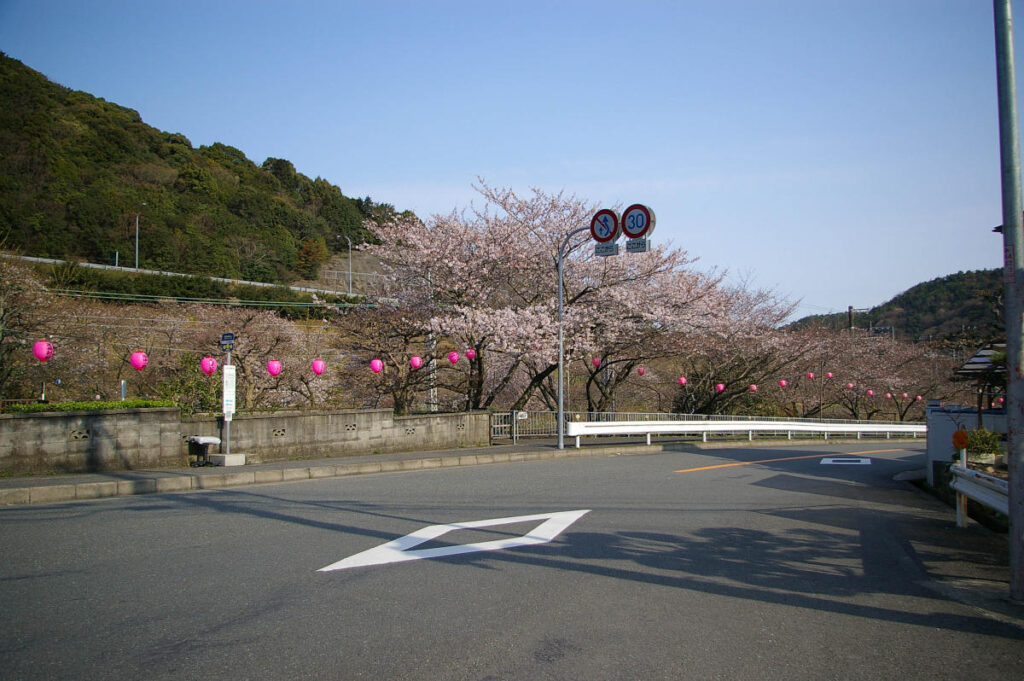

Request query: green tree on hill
[{"left": 0, "top": 52, "right": 391, "bottom": 284}]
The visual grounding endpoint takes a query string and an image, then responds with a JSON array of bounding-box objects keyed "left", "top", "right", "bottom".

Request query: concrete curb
[
  {"left": 0, "top": 437, "right": 914, "bottom": 507},
  {"left": 0, "top": 442, "right": 661, "bottom": 506}
]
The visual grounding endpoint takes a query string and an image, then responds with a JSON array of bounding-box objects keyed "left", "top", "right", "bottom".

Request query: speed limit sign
[{"left": 621, "top": 204, "right": 656, "bottom": 239}]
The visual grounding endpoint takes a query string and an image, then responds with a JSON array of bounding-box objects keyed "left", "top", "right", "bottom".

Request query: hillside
[
  {"left": 0, "top": 53, "right": 397, "bottom": 284},
  {"left": 789, "top": 269, "right": 1004, "bottom": 341}
]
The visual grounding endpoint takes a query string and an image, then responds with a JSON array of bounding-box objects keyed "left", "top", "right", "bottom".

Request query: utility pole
[
  {"left": 134, "top": 202, "right": 146, "bottom": 269},
  {"left": 993, "top": 0, "right": 1024, "bottom": 601}
]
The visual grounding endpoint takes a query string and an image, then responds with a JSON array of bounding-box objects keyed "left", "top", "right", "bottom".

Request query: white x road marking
[{"left": 318, "top": 509, "right": 590, "bottom": 572}]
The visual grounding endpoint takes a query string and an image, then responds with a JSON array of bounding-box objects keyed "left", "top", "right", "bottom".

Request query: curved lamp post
[{"left": 557, "top": 226, "right": 591, "bottom": 449}]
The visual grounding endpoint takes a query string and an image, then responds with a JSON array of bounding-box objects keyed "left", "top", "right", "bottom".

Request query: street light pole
[
  {"left": 134, "top": 202, "right": 146, "bottom": 269},
  {"left": 344, "top": 235, "right": 353, "bottom": 295},
  {"left": 993, "top": 0, "right": 1024, "bottom": 601},
  {"left": 557, "top": 226, "right": 590, "bottom": 449}
]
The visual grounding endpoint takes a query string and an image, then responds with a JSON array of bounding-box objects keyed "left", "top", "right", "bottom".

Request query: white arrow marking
[{"left": 318, "top": 509, "right": 590, "bottom": 572}]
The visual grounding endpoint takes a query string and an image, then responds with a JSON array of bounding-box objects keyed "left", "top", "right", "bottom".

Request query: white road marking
[
  {"left": 318, "top": 509, "right": 591, "bottom": 571},
  {"left": 820, "top": 458, "right": 872, "bottom": 465}
]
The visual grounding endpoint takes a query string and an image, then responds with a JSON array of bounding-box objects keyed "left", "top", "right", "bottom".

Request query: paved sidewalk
[{"left": 0, "top": 438, "right": 665, "bottom": 506}]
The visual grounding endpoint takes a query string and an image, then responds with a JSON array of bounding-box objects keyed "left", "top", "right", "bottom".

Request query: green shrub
[{"left": 967, "top": 427, "right": 1002, "bottom": 456}]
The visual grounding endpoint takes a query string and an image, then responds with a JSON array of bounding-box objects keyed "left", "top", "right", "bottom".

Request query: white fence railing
[
  {"left": 564, "top": 418, "right": 925, "bottom": 448},
  {"left": 950, "top": 464, "right": 1009, "bottom": 526},
  {"left": 490, "top": 411, "right": 925, "bottom": 445}
]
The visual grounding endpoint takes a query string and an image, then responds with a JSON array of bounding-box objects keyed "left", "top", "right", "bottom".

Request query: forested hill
[
  {"left": 789, "top": 268, "right": 1003, "bottom": 341},
  {"left": 0, "top": 53, "right": 399, "bottom": 284}
]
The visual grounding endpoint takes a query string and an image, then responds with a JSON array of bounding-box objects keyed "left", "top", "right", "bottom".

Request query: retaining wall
[{"left": 0, "top": 408, "right": 490, "bottom": 474}]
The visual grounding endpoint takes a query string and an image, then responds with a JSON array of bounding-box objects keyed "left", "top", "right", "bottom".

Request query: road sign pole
[
  {"left": 224, "top": 349, "right": 231, "bottom": 456},
  {"left": 558, "top": 226, "right": 591, "bottom": 449},
  {"left": 994, "top": 0, "right": 1024, "bottom": 601}
]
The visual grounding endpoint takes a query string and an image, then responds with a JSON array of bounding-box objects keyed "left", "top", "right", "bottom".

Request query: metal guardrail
[
  {"left": 1, "top": 253, "right": 357, "bottom": 297},
  {"left": 564, "top": 418, "right": 925, "bottom": 448},
  {"left": 950, "top": 464, "right": 1009, "bottom": 526},
  {"left": 490, "top": 411, "right": 925, "bottom": 444}
]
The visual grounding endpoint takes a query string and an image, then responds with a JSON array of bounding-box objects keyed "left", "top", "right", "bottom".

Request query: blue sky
[{"left": 0, "top": 0, "right": 1012, "bottom": 319}]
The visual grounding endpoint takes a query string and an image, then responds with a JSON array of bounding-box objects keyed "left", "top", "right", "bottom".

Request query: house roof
[{"left": 954, "top": 342, "right": 1006, "bottom": 380}]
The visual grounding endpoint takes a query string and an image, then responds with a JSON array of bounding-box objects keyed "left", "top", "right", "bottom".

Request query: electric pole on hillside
[{"left": 993, "top": 0, "right": 1024, "bottom": 601}]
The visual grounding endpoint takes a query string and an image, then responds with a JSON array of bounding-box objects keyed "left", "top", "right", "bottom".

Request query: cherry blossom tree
[
  {"left": 0, "top": 258, "right": 54, "bottom": 398},
  {"left": 331, "top": 304, "right": 441, "bottom": 414},
  {"left": 825, "top": 330, "right": 958, "bottom": 420},
  {"left": 669, "top": 287, "right": 806, "bottom": 415},
  {"left": 365, "top": 181, "right": 748, "bottom": 413}
]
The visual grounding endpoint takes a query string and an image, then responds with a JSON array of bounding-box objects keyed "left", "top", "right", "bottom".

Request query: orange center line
[{"left": 673, "top": 448, "right": 910, "bottom": 474}]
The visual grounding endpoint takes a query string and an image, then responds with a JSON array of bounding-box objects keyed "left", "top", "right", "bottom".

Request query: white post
[{"left": 957, "top": 447, "right": 969, "bottom": 528}]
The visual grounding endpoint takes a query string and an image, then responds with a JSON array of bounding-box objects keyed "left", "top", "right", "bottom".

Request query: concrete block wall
[
  {"left": 0, "top": 407, "right": 491, "bottom": 474},
  {"left": 180, "top": 409, "right": 490, "bottom": 464},
  {"left": 0, "top": 408, "right": 181, "bottom": 474}
]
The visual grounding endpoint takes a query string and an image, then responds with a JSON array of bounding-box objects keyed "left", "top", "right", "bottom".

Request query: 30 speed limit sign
[{"left": 621, "top": 204, "right": 656, "bottom": 239}]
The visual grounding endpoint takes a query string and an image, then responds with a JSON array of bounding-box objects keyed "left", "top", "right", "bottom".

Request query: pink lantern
[
  {"left": 678, "top": 376, "right": 687, "bottom": 386},
  {"left": 806, "top": 372, "right": 815, "bottom": 380},
  {"left": 778, "top": 379, "right": 788, "bottom": 388},
  {"left": 410, "top": 355, "right": 423, "bottom": 370},
  {"left": 715, "top": 383, "right": 726, "bottom": 392},
  {"left": 370, "top": 358, "right": 383, "bottom": 374},
  {"left": 749, "top": 384, "right": 758, "bottom": 392},
  {"left": 867, "top": 389, "right": 875, "bottom": 397},
  {"left": 916, "top": 395, "right": 923, "bottom": 401},
  {"left": 846, "top": 383, "right": 855, "bottom": 390},
  {"left": 448, "top": 351, "right": 460, "bottom": 365},
  {"left": 826, "top": 372, "right": 833, "bottom": 379},
  {"left": 885, "top": 392, "right": 893, "bottom": 400},
  {"left": 998, "top": 396, "right": 1005, "bottom": 404},
  {"left": 311, "top": 359, "right": 326, "bottom": 375},
  {"left": 266, "top": 359, "right": 282, "bottom": 377},
  {"left": 465, "top": 348, "right": 477, "bottom": 361},
  {"left": 592, "top": 357, "right": 602, "bottom": 368},
  {"left": 33, "top": 340, "right": 53, "bottom": 362},
  {"left": 200, "top": 356, "right": 218, "bottom": 376},
  {"left": 637, "top": 366, "right": 646, "bottom": 376},
  {"left": 901, "top": 393, "right": 908, "bottom": 399},
  {"left": 130, "top": 351, "right": 148, "bottom": 371}
]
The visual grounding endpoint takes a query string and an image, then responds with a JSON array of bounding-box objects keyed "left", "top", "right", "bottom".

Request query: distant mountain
[
  {"left": 0, "top": 53, "right": 399, "bottom": 284},
  {"left": 788, "top": 269, "right": 1004, "bottom": 342}
]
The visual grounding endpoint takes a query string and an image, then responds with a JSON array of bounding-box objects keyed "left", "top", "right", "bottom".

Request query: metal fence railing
[{"left": 490, "top": 411, "right": 924, "bottom": 442}]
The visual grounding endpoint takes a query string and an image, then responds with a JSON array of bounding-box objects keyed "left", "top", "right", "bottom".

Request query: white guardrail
[
  {"left": 564, "top": 419, "right": 926, "bottom": 448},
  {"left": 950, "top": 464, "right": 1009, "bottom": 526}
]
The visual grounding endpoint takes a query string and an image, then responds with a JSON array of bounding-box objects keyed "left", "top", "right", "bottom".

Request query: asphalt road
[{"left": 1, "top": 442, "right": 1020, "bottom": 680}]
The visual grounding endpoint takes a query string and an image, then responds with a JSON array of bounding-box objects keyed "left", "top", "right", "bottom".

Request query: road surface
[{"left": 1, "top": 442, "right": 1020, "bottom": 680}]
